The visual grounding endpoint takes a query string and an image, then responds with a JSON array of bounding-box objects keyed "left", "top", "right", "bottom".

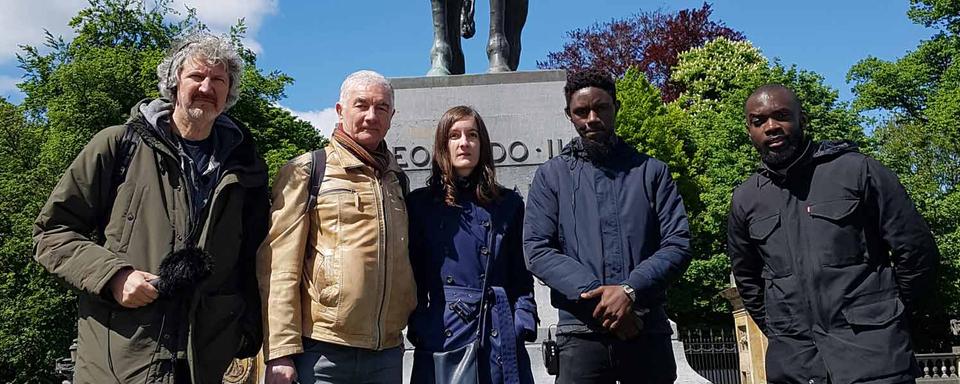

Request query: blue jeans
[{"left": 293, "top": 337, "right": 404, "bottom": 384}]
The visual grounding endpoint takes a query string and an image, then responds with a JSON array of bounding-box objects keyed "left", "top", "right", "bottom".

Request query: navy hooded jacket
[{"left": 523, "top": 137, "right": 691, "bottom": 334}]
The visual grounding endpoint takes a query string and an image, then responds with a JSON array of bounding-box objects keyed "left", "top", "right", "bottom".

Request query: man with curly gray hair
[{"left": 34, "top": 32, "right": 267, "bottom": 383}]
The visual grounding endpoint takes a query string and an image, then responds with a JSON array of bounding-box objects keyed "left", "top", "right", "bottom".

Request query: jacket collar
[
  {"left": 560, "top": 135, "right": 630, "bottom": 166},
  {"left": 755, "top": 139, "right": 859, "bottom": 187}
]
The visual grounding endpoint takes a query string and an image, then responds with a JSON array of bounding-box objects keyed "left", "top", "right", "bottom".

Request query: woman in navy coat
[{"left": 407, "top": 106, "right": 538, "bottom": 384}]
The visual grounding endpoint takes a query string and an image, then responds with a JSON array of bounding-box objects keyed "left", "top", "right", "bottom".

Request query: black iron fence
[{"left": 681, "top": 327, "right": 741, "bottom": 384}]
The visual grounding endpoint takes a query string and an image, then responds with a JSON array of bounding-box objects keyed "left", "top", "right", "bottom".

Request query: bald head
[{"left": 746, "top": 84, "right": 802, "bottom": 115}]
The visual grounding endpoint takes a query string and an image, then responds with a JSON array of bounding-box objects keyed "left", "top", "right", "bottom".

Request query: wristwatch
[{"left": 620, "top": 284, "right": 636, "bottom": 302}]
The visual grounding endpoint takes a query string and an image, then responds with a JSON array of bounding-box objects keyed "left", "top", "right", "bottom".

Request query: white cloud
[
  {"left": 0, "top": 75, "right": 22, "bottom": 100},
  {"left": 0, "top": 0, "right": 278, "bottom": 63},
  {"left": 170, "top": 0, "right": 277, "bottom": 53},
  {"left": 280, "top": 105, "right": 338, "bottom": 138},
  {"left": 0, "top": 0, "right": 85, "bottom": 64}
]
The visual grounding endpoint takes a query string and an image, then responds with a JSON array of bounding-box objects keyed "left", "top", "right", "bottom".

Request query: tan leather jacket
[{"left": 257, "top": 140, "right": 416, "bottom": 360}]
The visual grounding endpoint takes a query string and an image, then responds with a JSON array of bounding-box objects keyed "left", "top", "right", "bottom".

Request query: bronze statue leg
[
  {"left": 486, "top": 0, "right": 511, "bottom": 72},
  {"left": 505, "top": 0, "right": 528, "bottom": 71},
  {"left": 487, "top": 0, "right": 527, "bottom": 72},
  {"left": 429, "top": 0, "right": 466, "bottom": 76}
]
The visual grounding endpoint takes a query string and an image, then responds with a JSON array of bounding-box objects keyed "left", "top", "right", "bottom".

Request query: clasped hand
[{"left": 581, "top": 285, "right": 640, "bottom": 340}]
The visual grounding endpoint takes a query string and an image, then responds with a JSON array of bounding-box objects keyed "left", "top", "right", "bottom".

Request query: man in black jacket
[{"left": 728, "top": 84, "right": 940, "bottom": 384}]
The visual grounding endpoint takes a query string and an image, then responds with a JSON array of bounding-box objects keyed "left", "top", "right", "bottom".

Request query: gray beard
[{"left": 186, "top": 107, "right": 209, "bottom": 120}]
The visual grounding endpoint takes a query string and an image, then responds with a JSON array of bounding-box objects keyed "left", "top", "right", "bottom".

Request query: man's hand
[
  {"left": 581, "top": 285, "right": 633, "bottom": 330},
  {"left": 265, "top": 357, "right": 297, "bottom": 384},
  {"left": 108, "top": 268, "right": 159, "bottom": 308}
]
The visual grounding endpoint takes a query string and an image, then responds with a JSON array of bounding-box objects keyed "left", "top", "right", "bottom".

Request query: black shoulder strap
[
  {"left": 306, "top": 148, "right": 327, "bottom": 212},
  {"left": 112, "top": 122, "right": 142, "bottom": 188},
  {"left": 397, "top": 172, "right": 410, "bottom": 197}
]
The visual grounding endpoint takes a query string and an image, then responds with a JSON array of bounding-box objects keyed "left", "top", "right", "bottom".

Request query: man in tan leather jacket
[{"left": 257, "top": 70, "right": 416, "bottom": 384}]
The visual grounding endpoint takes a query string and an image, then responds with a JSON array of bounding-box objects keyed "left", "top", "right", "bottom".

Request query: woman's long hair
[{"left": 427, "top": 105, "right": 500, "bottom": 206}]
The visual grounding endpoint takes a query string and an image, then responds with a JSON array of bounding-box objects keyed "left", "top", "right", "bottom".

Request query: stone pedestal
[
  {"left": 387, "top": 70, "right": 573, "bottom": 199},
  {"left": 721, "top": 285, "right": 768, "bottom": 384}
]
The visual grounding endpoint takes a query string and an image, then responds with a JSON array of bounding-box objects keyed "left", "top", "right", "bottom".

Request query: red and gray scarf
[{"left": 333, "top": 126, "right": 391, "bottom": 176}]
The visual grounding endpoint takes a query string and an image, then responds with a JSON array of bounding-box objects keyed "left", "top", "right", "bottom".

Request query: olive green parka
[{"left": 34, "top": 100, "right": 268, "bottom": 384}]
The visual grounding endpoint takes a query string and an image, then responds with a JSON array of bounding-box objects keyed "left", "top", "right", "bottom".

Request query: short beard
[
  {"left": 581, "top": 134, "right": 615, "bottom": 162},
  {"left": 758, "top": 133, "right": 805, "bottom": 168},
  {"left": 186, "top": 107, "right": 208, "bottom": 120}
]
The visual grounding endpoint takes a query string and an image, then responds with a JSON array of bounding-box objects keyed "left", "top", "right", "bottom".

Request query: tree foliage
[
  {"left": 0, "top": 0, "right": 323, "bottom": 381},
  {"left": 908, "top": 0, "right": 960, "bottom": 34},
  {"left": 615, "top": 68, "right": 696, "bottom": 204},
  {"left": 848, "top": 0, "right": 960, "bottom": 351},
  {"left": 538, "top": 3, "right": 744, "bottom": 102}
]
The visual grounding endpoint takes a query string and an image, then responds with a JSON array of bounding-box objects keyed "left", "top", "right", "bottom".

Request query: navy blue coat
[
  {"left": 523, "top": 138, "right": 691, "bottom": 335},
  {"left": 407, "top": 186, "right": 537, "bottom": 384}
]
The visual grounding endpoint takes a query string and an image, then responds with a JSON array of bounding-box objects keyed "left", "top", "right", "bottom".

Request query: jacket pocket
[
  {"left": 842, "top": 297, "right": 904, "bottom": 328},
  {"left": 748, "top": 213, "right": 792, "bottom": 277},
  {"left": 106, "top": 304, "right": 162, "bottom": 381},
  {"left": 764, "top": 315, "right": 802, "bottom": 337},
  {"left": 318, "top": 187, "right": 356, "bottom": 197},
  {"left": 306, "top": 247, "right": 343, "bottom": 323},
  {"left": 808, "top": 198, "right": 864, "bottom": 267},
  {"left": 761, "top": 273, "right": 803, "bottom": 326},
  {"left": 118, "top": 184, "right": 146, "bottom": 253}
]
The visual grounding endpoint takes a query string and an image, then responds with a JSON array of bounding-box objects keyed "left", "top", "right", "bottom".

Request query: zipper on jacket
[
  {"left": 318, "top": 187, "right": 355, "bottom": 196},
  {"left": 786, "top": 188, "right": 821, "bottom": 336},
  {"left": 372, "top": 176, "right": 388, "bottom": 350},
  {"left": 318, "top": 188, "right": 361, "bottom": 209}
]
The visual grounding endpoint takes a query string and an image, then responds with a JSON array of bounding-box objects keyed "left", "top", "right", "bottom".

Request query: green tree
[
  {"left": 0, "top": 0, "right": 323, "bottom": 380},
  {"left": 848, "top": 0, "right": 960, "bottom": 351},
  {"left": 0, "top": 98, "right": 77, "bottom": 382}
]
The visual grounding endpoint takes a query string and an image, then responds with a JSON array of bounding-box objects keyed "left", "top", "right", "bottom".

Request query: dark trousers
[
  {"left": 556, "top": 333, "right": 676, "bottom": 384},
  {"left": 293, "top": 337, "right": 404, "bottom": 384},
  {"left": 174, "top": 359, "right": 192, "bottom": 384}
]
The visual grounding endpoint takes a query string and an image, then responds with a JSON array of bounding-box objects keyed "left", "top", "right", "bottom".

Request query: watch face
[{"left": 621, "top": 284, "right": 635, "bottom": 301}]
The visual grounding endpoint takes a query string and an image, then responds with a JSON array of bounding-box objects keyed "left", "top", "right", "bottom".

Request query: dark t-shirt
[
  {"left": 179, "top": 135, "right": 216, "bottom": 221},
  {"left": 180, "top": 136, "right": 213, "bottom": 177}
]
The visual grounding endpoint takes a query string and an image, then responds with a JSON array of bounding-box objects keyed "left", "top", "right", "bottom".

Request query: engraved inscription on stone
[{"left": 387, "top": 70, "right": 572, "bottom": 198}]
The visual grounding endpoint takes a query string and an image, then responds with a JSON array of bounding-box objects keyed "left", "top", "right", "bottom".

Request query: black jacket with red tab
[{"left": 728, "top": 140, "right": 939, "bottom": 384}]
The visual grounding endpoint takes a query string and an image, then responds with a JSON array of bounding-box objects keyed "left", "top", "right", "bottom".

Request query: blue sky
[{"left": 0, "top": 1, "right": 934, "bottom": 136}]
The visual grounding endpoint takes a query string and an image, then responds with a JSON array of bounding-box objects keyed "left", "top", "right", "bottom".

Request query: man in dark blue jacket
[
  {"left": 728, "top": 84, "right": 939, "bottom": 384},
  {"left": 523, "top": 69, "right": 692, "bottom": 383}
]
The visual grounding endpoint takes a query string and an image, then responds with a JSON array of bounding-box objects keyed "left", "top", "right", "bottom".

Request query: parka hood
[
  {"left": 128, "top": 98, "right": 267, "bottom": 186},
  {"left": 758, "top": 139, "right": 859, "bottom": 181}
]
